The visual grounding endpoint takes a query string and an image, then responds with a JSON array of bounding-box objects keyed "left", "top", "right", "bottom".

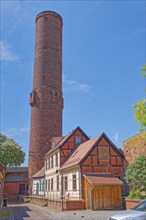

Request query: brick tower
[{"left": 28, "top": 11, "right": 63, "bottom": 184}]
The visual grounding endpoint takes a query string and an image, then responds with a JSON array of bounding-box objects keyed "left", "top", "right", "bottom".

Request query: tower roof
[{"left": 35, "top": 10, "right": 63, "bottom": 24}]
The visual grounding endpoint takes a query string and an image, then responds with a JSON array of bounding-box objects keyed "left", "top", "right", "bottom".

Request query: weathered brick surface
[
  {"left": 4, "top": 182, "right": 28, "bottom": 202},
  {"left": 123, "top": 130, "right": 146, "bottom": 164},
  {"left": 65, "top": 200, "right": 85, "bottom": 210},
  {"left": 125, "top": 199, "right": 144, "bottom": 209},
  {"left": 28, "top": 11, "right": 63, "bottom": 182}
]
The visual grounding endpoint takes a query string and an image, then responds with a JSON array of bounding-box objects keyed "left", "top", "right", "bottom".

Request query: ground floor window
[
  {"left": 51, "top": 178, "right": 53, "bottom": 191},
  {"left": 40, "top": 179, "right": 44, "bottom": 191},
  {"left": 64, "top": 176, "right": 68, "bottom": 191},
  {"left": 73, "top": 174, "right": 77, "bottom": 190},
  {"left": 57, "top": 175, "right": 59, "bottom": 191}
]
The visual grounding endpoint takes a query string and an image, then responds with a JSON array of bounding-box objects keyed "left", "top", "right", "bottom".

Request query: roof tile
[
  {"left": 84, "top": 175, "right": 123, "bottom": 185},
  {"left": 61, "top": 134, "right": 102, "bottom": 169}
]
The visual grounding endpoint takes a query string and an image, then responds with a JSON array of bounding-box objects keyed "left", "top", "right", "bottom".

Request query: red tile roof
[
  {"left": 45, "top": 126, "right": 89, "bottom": 156},
  {"left": 50, "top": 136, "right": 64, "bottom": 151},
  {"left": 32, "top": 166, "right": 45, "bottom": 178},
  {"left": 84, "top": 175, "right": 123, "bottom": 185},
  {"left": 6, "top": 167, "right": 28, "bottom": 173},
  {"left": 61, "top": 134, "right": 102, "bottom": 169}
]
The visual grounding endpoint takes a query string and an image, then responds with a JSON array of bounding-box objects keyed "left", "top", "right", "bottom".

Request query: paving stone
[{"left": 9, "top": 203, "right": 121, "bottom": 220}]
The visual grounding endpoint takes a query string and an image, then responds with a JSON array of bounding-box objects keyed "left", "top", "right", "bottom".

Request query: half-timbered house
[
  {"left": 43, "top": 128, "right": 126, "bottom": 210},
  {"left": 44, "top": 126, "right": 89, "bottom": 208},
  {"left": 60, "top": 132, "right": 125, "bottom": 210}
]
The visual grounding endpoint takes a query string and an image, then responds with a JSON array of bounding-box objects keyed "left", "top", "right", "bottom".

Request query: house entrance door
[{"left": 19, "top": 184, "right": 25, "bottom": 195}]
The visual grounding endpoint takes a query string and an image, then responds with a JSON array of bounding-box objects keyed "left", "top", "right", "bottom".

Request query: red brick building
[
  {"left": 0, "top": 162, "right": 6, "bottom": 206},
  {"left": 4, "top": 167, "right": 28, "bottom": 202},
  {"left": 123, "top": 130, "right": 146, "bottom": 164}
]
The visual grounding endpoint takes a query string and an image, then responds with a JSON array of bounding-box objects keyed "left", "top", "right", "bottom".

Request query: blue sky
[{"left": 0, "top": 0, "right": 145, "bottom": 166}]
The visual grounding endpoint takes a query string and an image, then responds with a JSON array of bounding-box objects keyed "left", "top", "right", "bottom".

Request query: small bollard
[{"left": 3, "top": 198, "right": 7, "bottom": 207}]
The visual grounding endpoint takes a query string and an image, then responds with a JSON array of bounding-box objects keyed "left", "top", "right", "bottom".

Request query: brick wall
[
  {"left": 125, "top": 199, "right": 143, "bottom": 209},
  {"left": 4, "top": 181, "right": 28, "bottom": 202},
  {"left": 28, "top": 11, "right": 63, "bottom": 182},
  {"left": 65, "top": 200, "right": 85, "bottom": 210},
  {"left": 123, "top": 130, "right": 146, "bottom": 164}
]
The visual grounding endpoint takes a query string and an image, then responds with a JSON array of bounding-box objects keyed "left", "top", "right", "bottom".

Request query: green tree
[
  {"left": 125, "top": 154, "right": 146, "bottom": 198},
  {"left": 133, "top": 64, "right": 146, "bottom": 130},
  {"left": 0, "top": 133, "right": 25, "bottom": 167}
]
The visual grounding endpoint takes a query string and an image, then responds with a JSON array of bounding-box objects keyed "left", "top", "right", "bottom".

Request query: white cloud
[
  {"left": 3, "top": 127, "right": 30, "bottom": 138},
  {"left": 114, "top": 132, "right": 118, "bottom": 143},
  {"left": 63, "top": 75, "right": 91, "bottom": 93},
  {"left": 0, "top": 41, "right": 19, "bottom": 62}
]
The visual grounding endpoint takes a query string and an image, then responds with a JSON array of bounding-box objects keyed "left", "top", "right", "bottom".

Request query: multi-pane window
[
  {"left": 48, "top": 158, "right": 50, "bottom": 170},
  {"left": 40, "top": 179, "right": 44, "bottom": 191},
  {"left": 75, "top": 136, "right": 82, "bottom": 145},
  {"left": 73, "top": 174, "right": 77, "bottom": 190},
  {"left": 51, "top": 156, "right": 53, "bottom": 168},
  {"left": 64, "top": 176, "right": 68, "bottom": 191},
  {"left": 55, "top": 153, "right": 58, "bottom": 167},
  {"left": 57, "top": 175, "right": 59, "bottom": 191},
  {"left": 50, "top": 157, "right": 51, "bottom": 169},
  {"left": 51, "top": 178, "right": 53, "bottom": 191},
  {"left": 48, "top": 179, "right": 50, "bottom": 191},
  {"left": 45, "top": 180, "right": 48, "bottom": 191}
]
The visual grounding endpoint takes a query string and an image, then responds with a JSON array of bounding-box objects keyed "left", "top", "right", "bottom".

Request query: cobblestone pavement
[
  {"left": 8, "top": 203, "right": 122, "bottom": 220},
  {"left": 9, "top": 204, "right": 57, "bottom": 220}
]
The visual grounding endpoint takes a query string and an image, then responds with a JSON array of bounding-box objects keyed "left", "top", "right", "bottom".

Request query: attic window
[
  {"left": 51, "top": 141, "right": 55, "bottom": 149},
  {"left": 75, "top": 136, "right": 82, "bottom": 145}
]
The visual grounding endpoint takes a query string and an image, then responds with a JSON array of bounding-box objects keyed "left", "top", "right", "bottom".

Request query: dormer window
[
  {"left": 75, "top": 136, "right": 82, "bottom": 145},
  {"left": 51, "top": 141, "right": 55, "bottom": 149}
]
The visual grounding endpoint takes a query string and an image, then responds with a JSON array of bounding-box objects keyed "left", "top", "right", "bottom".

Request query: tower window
[
  {"left": 44, "top": 17, "right": 48, "bottom": 23},
  {"left": 42, "top": 75, "right": 45, "bottom": 81}
]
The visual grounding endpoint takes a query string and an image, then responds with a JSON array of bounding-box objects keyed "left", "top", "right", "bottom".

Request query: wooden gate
[{"left": 84, "top": 175, "right": 123, "bottom": 210}]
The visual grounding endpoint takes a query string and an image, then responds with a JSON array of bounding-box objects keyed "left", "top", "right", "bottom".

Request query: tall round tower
[{"left": 28, "top": 11, "right": 63, "bottom": 183}]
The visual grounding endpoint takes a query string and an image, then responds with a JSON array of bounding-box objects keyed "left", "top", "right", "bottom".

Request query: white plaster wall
[
  {"left": 63, "top": 170, "right": 81, "bottom": 199},
  {"left": 45, "top": 152, "right": 60, "bottom": 175},
  {"left": 45, "top": 168, "right": 81, "bottom": 200}
]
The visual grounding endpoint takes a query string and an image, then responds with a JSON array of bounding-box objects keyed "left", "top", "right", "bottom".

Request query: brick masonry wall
[
  {"left": 65, "top": 200, "right": 85, "bottom": 210},
  {"left": 125, "top": 199, "right": 143, "bottom": 209},
  {"left": 123, "top": 130, "right": 146, "bottom": 164},
  {"left": 28, "top": 11, "right": 63, "bottom": 181},
  {"left": 4, "top": 181, "right": 28, "bottom": 202}
]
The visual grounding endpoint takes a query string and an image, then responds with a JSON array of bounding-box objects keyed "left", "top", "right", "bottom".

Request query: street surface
[
  {"left": 9, "top": 203, "right": 121, "bottom": 220},
  {"left": 10, "top": 204, "right": 57, "bottom": 220}
]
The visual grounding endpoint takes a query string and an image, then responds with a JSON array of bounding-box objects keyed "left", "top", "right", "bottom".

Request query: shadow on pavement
[{"left": 10, "top": 205, "right": 31, "bottom": 219}]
